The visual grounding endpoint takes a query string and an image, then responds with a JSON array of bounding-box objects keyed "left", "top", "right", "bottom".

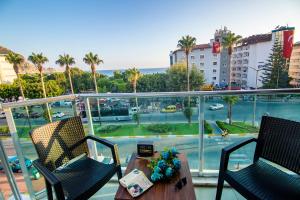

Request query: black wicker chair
[
  {"left": 216, "top": 116, "right": 300, "bottom": 200},
  {"left": 30, "top": 116, "right": 122, "bottom": 200}
]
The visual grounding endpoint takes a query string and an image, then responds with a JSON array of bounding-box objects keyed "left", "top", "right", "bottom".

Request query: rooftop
[{"left": 238, "top": 34, "right": 272, "bottom": 46}]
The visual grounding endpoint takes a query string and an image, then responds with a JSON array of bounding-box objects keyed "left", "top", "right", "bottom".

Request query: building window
[
  {"left": 213, "top": 53, "right": 217, "bottom": 57},
  {"left": 213, "top": 62, "right": 217, "bottom": 65},
  {"left": 200, "top": 70, "right": 204, "bottom": 73},
  {"left": 212, "top": 77, "right": 216, "bottom": 80},
  {"left": 200, "top": 48, "right": 204, "bottom": 51},
  {"left": 191, "top": 56, "right": 195, "bottom": 59},
  {"left": 200, "top": 63, "right": 204, "bottom": 67},
  {"left": 200, "top": 55, "right": 204, "bottom": 59},
  {"left": 213, "top": 69, "right": 217, "bottom": 73}
]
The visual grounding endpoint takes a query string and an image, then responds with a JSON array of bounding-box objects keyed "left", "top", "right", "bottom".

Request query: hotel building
[
  {"left": 289, "top": 42, "right": 300, "bottom": 86},
  {"left": 170, "top": 26, "right": 296, "bottom": 89},
  {"left": 169, "top": 27, "right": 230, "bottom": 86}
]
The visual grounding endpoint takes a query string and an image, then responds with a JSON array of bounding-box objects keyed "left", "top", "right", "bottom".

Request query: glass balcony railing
[{"left": 1, "top": 89, "right": 300, "bottom": 199}]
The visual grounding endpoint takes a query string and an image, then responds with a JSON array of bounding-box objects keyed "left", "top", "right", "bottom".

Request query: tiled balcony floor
[{"left": 90, "top": 183, "right": 245, "bottom": 200}]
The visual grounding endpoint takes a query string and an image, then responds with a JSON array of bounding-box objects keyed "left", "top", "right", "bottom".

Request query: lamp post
[{"left": 249, "top": 66, "right": 263, "bottom": 126}]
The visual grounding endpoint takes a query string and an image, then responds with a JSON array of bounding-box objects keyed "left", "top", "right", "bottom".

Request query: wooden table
[{"left": 115, "top": 153, "right": 196, "bottom": 200}]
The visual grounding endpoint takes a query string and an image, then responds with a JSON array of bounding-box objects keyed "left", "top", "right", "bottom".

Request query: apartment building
[
  {"left": 231, "top": 34, "right": 272, "bottom": 89},
  {"left": 289, "top": 42, "right": 300, "bottom": 86},
  {"left": 170, "top": 27, "right": 230, "bottom": 86},
  {"left": 231, "top": 27, "right": 295, "bottom": 89},
  {"left": 0, "top": 46, "right": 17, "bottom": 84}
]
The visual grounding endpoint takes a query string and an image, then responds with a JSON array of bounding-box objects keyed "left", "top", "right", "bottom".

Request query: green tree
[
  {"left": 0, "top": 84, "right": 19, "bottom": 100},
  {"left": 46, "top": 72, "right": 67, "bottom": 93},
  {"left": 28, "top": 52, "right": 51, "bottom": 121},
  {"left": 133, "top": 113, "right": 140, "bottom": 126},
  {"left": 222, "top": 32, "right": 242, "bottom": 89},
  {"left": 5, "top": 52, "right": 32, "bottom": 128},
  {"left": 183, "top": 106, "right": 193, "bottom": 124},
  {"left": 56, "top": 54, "right": 75, "bottom": 94},
  {"left": 177, "top": 35, "right": 197, "bottom": 93},
  {"left": 83, "top": 52, "right": 104, "bottom": 124},
  {"left": 166, "top": 62, "right": 204, "bottom": 91},
  {"left": 113, "top": 70, "right": 123, "bottom": 79},
  {"left": 223, "top": 96, "right": 239, "bottom": 125},
  {"left": 261, "top": 39, "right": 291, "bottom": 88},
  {"left": 128, "top": 68, "right": 142, "bottom": 107},
  {"left": 137, "top": 73, "right": 168, "bottom": 92},
  {"left": 83, "top": 52, "right": 103, "bottom": 93},
  {"left": 45, "top": 80, "right": 64, "bottom": 97}
]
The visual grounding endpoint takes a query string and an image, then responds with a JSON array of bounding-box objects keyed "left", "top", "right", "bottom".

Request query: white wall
[
  {"left": 0, "top": 55, "right": 17, "bottom": 84},
  {"left": 247, "top": 41, "right": 272, "bottom": 88},
  {"left": 170, "top": 48, "right": 221, "bottom": 85}
]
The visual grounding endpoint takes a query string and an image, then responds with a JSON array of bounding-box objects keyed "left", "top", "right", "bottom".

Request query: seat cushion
[
  {"left": 225, "top": 160, "right": 300, "bottom": 200},
  {"left": 53, "top": 156, "right": 118, "bottom": 200}
]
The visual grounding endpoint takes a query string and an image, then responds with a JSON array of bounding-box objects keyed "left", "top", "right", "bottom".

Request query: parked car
[
  {"left": 0, "top": 156, "right": 32, "bottom": 173},
  {"left": 161, "top": 105, "right": 177, "bottom": 113},
  {"left": 30, "top": 112, "right": 41, "bottom": 118},
  {"left": 52, "top": 112, "right": 65, "bottom": 118},
  {"left": 131, "top": 107, "right": 140, "bottom": 114},
  {"left": 0, "top": 111, "right": 6, "bottom": 119},
  {"left": 51, "top": 101, "right": 72, "bottom": 107},
  {"left": 13, "top": 112, "right": 25, "bottom": 119},
  {"left": 209, "top": 103, "right": 224, "bottom": 110}
]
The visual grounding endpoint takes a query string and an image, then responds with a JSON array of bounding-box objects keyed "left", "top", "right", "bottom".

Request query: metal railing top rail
[
  {"left": 77, "top": 88, "right": 300, "bottom": 98},
  {"left": 1, "top": 94, "right": 76, "bottom": 109},
  {"left": 1, "top": 88, "right": 300, "bottom": 109}
]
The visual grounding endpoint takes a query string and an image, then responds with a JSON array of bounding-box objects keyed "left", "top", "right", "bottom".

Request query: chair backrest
[
  {"left": 30, "top": 116, "right": 89, "bottom": 171},
  {"left": 255, "top": 116, "right": 300, "bottom": 174}
]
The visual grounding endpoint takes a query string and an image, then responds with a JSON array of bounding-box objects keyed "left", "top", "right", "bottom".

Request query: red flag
[
  {"left": 212, "top": 41, "right": 220, "bottom": 53},
  {"left": 283, "top": 30, "right": 294, "bottom": 58}
]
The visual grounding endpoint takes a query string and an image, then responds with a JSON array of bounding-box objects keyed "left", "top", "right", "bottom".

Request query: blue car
[{"left": 0, "top": 156, "right": 32, "bottom": 173}]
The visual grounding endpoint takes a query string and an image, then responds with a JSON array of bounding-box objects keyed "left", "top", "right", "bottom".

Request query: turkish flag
[
  {"left": 283, "top": 30, "right": 294, "bottom": 58},
  {"left": 212, "top": 41, "right": 220, "bottom": 53}
]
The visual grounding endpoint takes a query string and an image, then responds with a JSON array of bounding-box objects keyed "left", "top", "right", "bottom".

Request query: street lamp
[{"left": 248, "top": 66, "right": 263, "bottom": 126}]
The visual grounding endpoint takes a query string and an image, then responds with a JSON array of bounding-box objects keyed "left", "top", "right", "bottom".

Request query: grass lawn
[
  {"left": 216, "top": 121, "right": 259, "bottom": 134},
  {"left": 93, "top": 123, "right": 202, "bottom": 137},
  {"left": 2, "top": 122, "right": 213, "bottom": 138}
]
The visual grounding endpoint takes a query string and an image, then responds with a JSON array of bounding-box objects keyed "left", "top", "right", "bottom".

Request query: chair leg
[
  {"left": 117, "top": 165, "right": 122, "bottom": 180},
  {"left": 45, "top": 180, "right": 53, "bottom": 200},
  {"left": 54, "top": 183, "right": 65, "bottom": 200},
  {"left": 216, "top": 173, "right": 225, "bottom": 200}
]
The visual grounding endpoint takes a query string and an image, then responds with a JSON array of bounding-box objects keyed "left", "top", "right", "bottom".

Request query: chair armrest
[
  {"left": 219, "top": 138, "right": 257, "bottom": 173},
  {"left": 32, "top": 160, "right": 61, "bottom": 185},
  {"left": 85, "top": 135, "right": 121, "bottom": 166},
  {"left": 223, "top": 137, "right": 257, "bottom": 155}
]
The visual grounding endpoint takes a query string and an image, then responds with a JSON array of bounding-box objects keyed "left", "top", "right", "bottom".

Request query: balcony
[{"left": 1, "top": 89, "right": 300, "bottom": 199}]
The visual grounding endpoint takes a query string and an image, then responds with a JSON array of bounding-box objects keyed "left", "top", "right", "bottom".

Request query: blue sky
[{"left": 0, "top": 0, "right": 299, "bottom": 70}]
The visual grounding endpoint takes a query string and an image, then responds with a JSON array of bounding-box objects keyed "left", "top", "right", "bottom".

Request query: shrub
[
  {"left": 97, "top": 125, "right": 121, "bottom": 133},
  {"left": 0, "top": 126, "right": 9, "bottom": 135},
  {"left": 204, "top": 120, "right": 213, "bottom": 134},
  {"left": 146, "top": 124, "right": 173, "bottom": 133},
  {"left": 216, "top": 120, "right": 226, "bottom": 131}
]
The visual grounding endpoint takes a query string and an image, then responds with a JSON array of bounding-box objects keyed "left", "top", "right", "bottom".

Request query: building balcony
[{"left": 0, "top": 89, "right": 300, "bottom": 199}]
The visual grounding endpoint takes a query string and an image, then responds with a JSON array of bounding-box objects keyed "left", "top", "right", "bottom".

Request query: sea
[{"left": 98, "top": 67, "right": 168, "bottom": 76}]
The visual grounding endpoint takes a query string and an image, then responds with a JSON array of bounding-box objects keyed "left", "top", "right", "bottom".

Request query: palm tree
[
  {"left": 223, "top": 96, "right": 239, "bottom": 125},
  {"left": 83, "top": 52, "right": 103, "bottom": 123},
  {"left": 83, "top": 52, "right": 103, "bottom": 93},
  {"left": 128, "top": 68, "right": 142, "bottom": 107},
  {"left": 28, "top": 53, "right": 52, "bottom": 122},
  {"left": 5, "top": 52, "right": 32, "bottom": 128},
  {"left": 177, "top": 35, "right": 196, "bottom": 93},
  {"left": 56, "top": 54, "right": 75, "bottom": 94},
  {"left": 222, "top": 32, "right": 242, "bottom": 90}
]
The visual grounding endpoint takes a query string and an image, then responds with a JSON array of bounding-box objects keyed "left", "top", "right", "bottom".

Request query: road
[{"left": 3, "top": 99, "right": 300, "bottom": 127}]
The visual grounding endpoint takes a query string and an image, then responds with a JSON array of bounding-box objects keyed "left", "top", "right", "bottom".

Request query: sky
[{"left": 0, "top": 0, "right": 299, "bottom": 70}]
